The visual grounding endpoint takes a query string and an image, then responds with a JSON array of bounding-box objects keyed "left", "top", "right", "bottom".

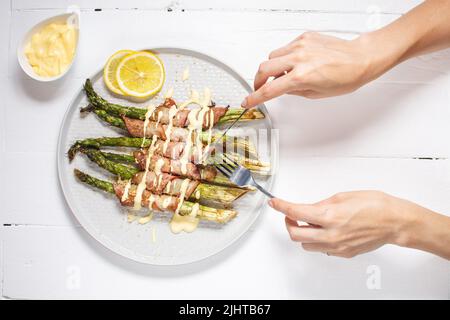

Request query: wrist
[
  {"left": 354, "top": 32, "right": 402, "bottom": 83},
  {"left": 387, "top": 197, "right": 435, "bottom": 249}
]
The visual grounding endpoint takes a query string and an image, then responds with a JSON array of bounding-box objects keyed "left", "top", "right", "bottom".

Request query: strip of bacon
[
  {"left": 114, "top": 183, "right": 179, "bottom": 211},
  {"left": 123, "top": 107, "right": 228, "bottom": 138},
  {"left": 131, "top": 172, "right": 200, "bottom": 199},
  {"left": 123, "top": 116, "right": 191, "bottom": 141},
  {"left": 133, "top": 152, "right": 217, "bottom": 182}
]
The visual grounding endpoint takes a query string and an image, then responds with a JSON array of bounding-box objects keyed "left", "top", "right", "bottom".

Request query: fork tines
[{"left": 215, "top": 153, "right": 239, "bottom": 178}]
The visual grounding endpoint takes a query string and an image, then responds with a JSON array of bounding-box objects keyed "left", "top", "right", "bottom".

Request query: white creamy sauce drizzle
[
  {"left": 170, "top": 203, "right": 200, "bottom": 234},
  {"left": 179, "top": 108, "right": 200, "bottom": 174},
  {"left": 133, "top": 135, "right": 158, "bottom": 210},
  {"left": 128, "top": 87, "right": 214, "bottom": 234},
  {"left": 147, "top": 194, "right": 156, "bottom": 212},
  {"left": 138, "top": 213, "right": 153, "bottom": 224},
  {"left": 127, "top": 211, "right": 137, "bottom": 222},
  {"left": 157, "top": 174, "right": 163, "bottom": 189},
  {"left": 170, "top": 179, "right": 200, "bottom": 234},
  {"left": 168, "top": 87, "right": 213, "bottom": 233},
  {"left": 155, "top": 111, "right": 163, "bottom": 128},
  {"left": 178, "top": 89, "right": 200, "bottom": 110},
  {"left": 162, "top": 105, "right": 179, "bottom": 154},
  {"left": 164, "top": 87, "right": 174, "bottom": 99},
  {"left": 162, "top": 196, "right": 172, "bottom": 209},
  {"left": 202, "top": 108, "right": 215, "bottom": 160},
  {"left": 182, "top": 67, "right": 189, "bottom": 81},
  {"left": 141, "top": 104, "right": 157, "bottom": 147},
  {"left": 121, "top": 180, "right": 132, "bottom": 202},
  {"left": 165, "top": 180, "right": 172, "bottom": 194},
  {"left": 178, "top": 87, "right": 213, "bottom": 174},
  {"left": 154, "top": 158, "right": 165, "bottom": 175}
]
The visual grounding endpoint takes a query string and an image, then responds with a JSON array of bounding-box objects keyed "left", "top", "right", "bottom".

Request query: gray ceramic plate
[{"left": 57, "top": 48, "right": 277, "bottom": 265}]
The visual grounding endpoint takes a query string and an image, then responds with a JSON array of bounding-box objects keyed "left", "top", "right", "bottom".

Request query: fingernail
[
  {"left": 268, "top": 199, "right": 274, "bottom": 208},
  {"left": 241, "top": 97, "right": 248, "bottom": 108}
]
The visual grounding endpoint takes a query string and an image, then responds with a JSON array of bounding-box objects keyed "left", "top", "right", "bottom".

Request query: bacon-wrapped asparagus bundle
[
  {"left": 78, "top": 148, "right": 248, "bottom": 204},
  {"left": 131, "top": 171, "right": 247, "bottom": 204},
  {"left": 68, "top": 136, "right": 261, "bottom": 168},
  {"left": 74, "top": 169, "right": 237, "bottom": 224},
  {"left": 81, "top": 108, "right": 258, "bottom": 157},
  {"left": 83, "top": 79, "right": 264, "bottom": 128}
]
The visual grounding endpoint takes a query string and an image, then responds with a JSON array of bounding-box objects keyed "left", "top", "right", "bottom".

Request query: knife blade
[{"left": 202, "top": 108, "right": 249, "bottom": 162}]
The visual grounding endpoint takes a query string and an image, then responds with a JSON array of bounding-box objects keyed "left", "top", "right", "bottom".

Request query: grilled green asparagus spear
[
  {"left": 68, "top": 136, "right": 258, "bottom": 163},
  {"left": 75, "top": 168, "right": 115, "bottom": 194},
  {"left": 78, "top": 147, "right": 234, "bottom": 186},
  {"left": 84, "top": 79, "right": 264, "bottom": 123},
  {"left": 79, "top": 107, "right": 257, "bottom": 156},
  {"left": 97, "top": 150, "right": 251, "bottom": 195},
  {"left": 102, "top": 151, "right": 136, "bottom": 164},
  {"left": 81, "top": 148, "right": 139, "bottom": 179},
  {"left": 74, "top": 169, "right": 237, "bottom": 223}
]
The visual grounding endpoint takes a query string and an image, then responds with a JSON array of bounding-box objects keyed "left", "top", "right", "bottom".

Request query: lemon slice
[
  {"left": 103, "top": 50, "right": 134, "bottom": 95},
  {"left": 116, "top": 51, "right": 165, "bottom": 98}
]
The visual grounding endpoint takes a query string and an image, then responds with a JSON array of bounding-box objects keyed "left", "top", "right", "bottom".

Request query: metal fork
[{"left": 214, "top": 153, "right": 274, "bottom": 198}]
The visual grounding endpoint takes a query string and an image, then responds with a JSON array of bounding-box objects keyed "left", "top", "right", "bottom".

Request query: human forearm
[
  {"left": 392, "top": 199, "right": 450, "bottom": 260},
  {"left": 244, "top": 0, "right": 450, "bottom": 106},
  {"left": 360, "top": 0, "right": 450, "bottom": 82}
]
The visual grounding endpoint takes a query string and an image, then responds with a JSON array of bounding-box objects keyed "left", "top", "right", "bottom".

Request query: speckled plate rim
[{"left": 57, "top": 47, "right": 277, "bottom": 266}]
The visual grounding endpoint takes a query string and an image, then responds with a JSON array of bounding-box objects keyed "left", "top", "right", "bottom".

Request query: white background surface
[{"left": 1, "top": 0, "right": 449, "bottom": 299}]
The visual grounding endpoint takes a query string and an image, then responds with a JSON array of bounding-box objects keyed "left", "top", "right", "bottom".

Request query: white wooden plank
[
  {"left": 2, "top": 150, "right": 450, "bottom": 229},
  {"left": 0, "top": 234, "right": 4, "bottom": 298},
  {"left": 0, "top": 152, "right": 79, "bottom": 226},
  {"left": 0, "top": 0, "right": 11, "bottom": 76},
  {"left": 2, "top": 206, "right": 449, "bottom": 300},
  {"left": 10, "top": 9, "right": 450, "bottom": 84},
  {"left": 0, "top": 77, "right": 6, "bottom": 153},
  {"left": 4, "top": 77, "right": 81, "bottom": 153},
  {"left": 180, "top": 0, "right": 422, "bottom": 14},
  {"left": 269, "top": 80, "right": 450, "bottom": 158},
  {"left": 8, "top": 9, "right": 450, "bottom": 157},
  {"left": 274, "top": 157, "right": 450, "bottom": 215},
  {"left": 9, "top": 10, "right": 400, "bottom": 80},
  {"left": 12, "top": 0, "right": 422, "bottom": 14},
  {"left": 12, "top": 0, "right": 174, "bottom": 10},
  {"left": 6, "top": 74, "right": 450, "bottom": 158},
  {"left": 4, "top": 0, "right": 450, "bottom": 301}
]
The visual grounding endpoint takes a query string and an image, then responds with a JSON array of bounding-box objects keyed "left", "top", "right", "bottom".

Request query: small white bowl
[{"left": 17, "top": 10, "right": 80, "bottom": 82}]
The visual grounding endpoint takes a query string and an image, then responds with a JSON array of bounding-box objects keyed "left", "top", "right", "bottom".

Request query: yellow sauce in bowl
[{"left": 25, "top": 22, "right": 77, "bottom": 77}]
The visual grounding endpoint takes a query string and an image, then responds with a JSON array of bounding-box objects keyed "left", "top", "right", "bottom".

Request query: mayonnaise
[
  {"left": 170, "top": 202, "right": 200, "bottom": 234},
  {"left": 25, "top": 22, "right": 77, "bottom": 77},
  {"left": 141, "top": 104, "right": 157, "bottom": 147},
  {"left": 133, "top": 135, "right": 158, "bottom": 210},
  {"left": 138, "top": 213, "right": 153, "bottom": 224},
  {"left": 121, "top": 180, "right": 132, "bottom": 202},
  {"left": 182, "top": 67, "right": 190, "bottom": 81},
  {"left": 164, "top": 87, "right": 174, "bottom": 99}
]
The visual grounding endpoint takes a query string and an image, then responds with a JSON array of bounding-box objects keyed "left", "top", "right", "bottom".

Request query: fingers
[
  {"left": 254, "top": 55, "right": 295, "bottom": 91},
  {"left": 269, "top": 42, "right": 297, "bottom": 59},
  {"left": 242, "top": 73, "right": 297, "bottom": 108},
  {"left": 285, "top": 217, "right": 324, "bottom": 243},
  {"left": 269, "top": 198, "right": 328, "bottom": 226}
]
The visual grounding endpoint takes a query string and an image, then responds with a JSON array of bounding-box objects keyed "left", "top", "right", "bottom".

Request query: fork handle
[{"left": 252, "top": 181, "right": 274, "bottom": 198}]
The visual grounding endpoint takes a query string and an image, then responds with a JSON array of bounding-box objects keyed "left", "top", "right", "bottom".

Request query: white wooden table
[{"left": 1, "top": 0, "right": 449, "bottom": 299}]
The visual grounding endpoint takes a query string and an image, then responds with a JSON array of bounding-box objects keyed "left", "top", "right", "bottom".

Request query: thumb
[{"left": 268, "top": 198, "right": 326, "bottom": 225}]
